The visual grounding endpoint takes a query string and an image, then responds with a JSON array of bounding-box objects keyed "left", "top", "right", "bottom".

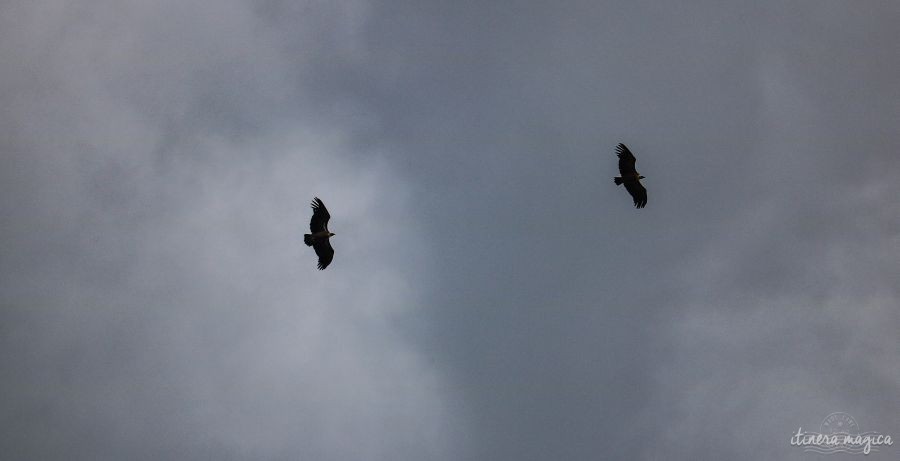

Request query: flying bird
[
  {"left": 304, "top": 197, "right": 335, "bottom": 270},
  {"left": 613, "top": 143, "right": 647, "bottom": 208}
]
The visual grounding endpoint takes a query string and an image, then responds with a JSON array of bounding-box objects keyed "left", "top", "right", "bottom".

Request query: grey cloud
[
  {"left": 1, "top": 1, "right": 450, "bottom": 460},
  {"left": 2, "top": 1, "right": 899, "bottom": 460}
]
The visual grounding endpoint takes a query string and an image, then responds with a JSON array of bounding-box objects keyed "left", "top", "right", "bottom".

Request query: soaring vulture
[
  {"left": 613, "top": 143, "right": 647, "bottom": 208},
  {"left": 303, "top": 197, "right": 335, "bottom": 270}
]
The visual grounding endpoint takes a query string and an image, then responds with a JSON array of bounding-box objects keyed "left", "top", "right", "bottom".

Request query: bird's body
[
  {"left": 304, "top": 197, "right": 335, "bottom": 270},
  {"left": 613, "top": 143, "right": 647, "bottom": 208},
  {"left": 304, "top": 230, "right": 333, "bottom": 242}
]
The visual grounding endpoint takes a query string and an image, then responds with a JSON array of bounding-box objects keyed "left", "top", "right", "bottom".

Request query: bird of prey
[
  {"left": 613, "top": 143, "right": 647, "bottom": 208},
  {"left": 303, "top": 197, "right": 335, "bottom": 270}
]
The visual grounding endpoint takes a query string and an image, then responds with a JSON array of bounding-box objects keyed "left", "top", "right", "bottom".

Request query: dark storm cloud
[
  {"left": 2, "top": 1, "right": 898, "bottom": 460},
  {"left": 348, "top": 1, "right": 899, "bottom": 460}
]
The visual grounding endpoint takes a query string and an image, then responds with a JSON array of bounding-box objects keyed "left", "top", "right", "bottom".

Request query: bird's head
[{"left": 329, "top": 232, "right": 336, "bottom": 237}]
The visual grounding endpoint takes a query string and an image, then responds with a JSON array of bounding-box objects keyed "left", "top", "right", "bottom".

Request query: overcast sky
[{"left": 1, "top": 1, "right": 898, "bottom": 460}]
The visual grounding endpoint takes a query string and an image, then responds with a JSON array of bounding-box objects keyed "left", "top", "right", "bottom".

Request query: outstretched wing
[
  {"left": 312, "top": 240, "right": 334, "bottom": 270},
  {"left": 624, "top": 181, "right": 647, "bottom": 208},
  {"left": 309, "top": 197, "right": 330, "bottom": 233},
  {"left": 616, "top": 143, "right": 637, "bottom": 176}
]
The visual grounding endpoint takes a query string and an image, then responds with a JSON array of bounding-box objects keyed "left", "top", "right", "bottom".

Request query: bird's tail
[
  {"left": 303, "top": 234, "right": 313, "bottom": 246},
  {"left": 613, "top": 177, "right": 623, "bottom": 185}
]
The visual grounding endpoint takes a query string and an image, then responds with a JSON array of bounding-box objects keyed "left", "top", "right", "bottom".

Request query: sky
[{"left": 1, "top": 1, "right": 898, "bottom": 460}]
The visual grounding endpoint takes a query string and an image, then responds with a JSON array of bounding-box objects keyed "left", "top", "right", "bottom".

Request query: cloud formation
[
  {"left": 1, "top": 1, "right": 449, "bottom": 460},
  {"left": 2, "top": 1, "right": 898, "bottom": 460}
]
